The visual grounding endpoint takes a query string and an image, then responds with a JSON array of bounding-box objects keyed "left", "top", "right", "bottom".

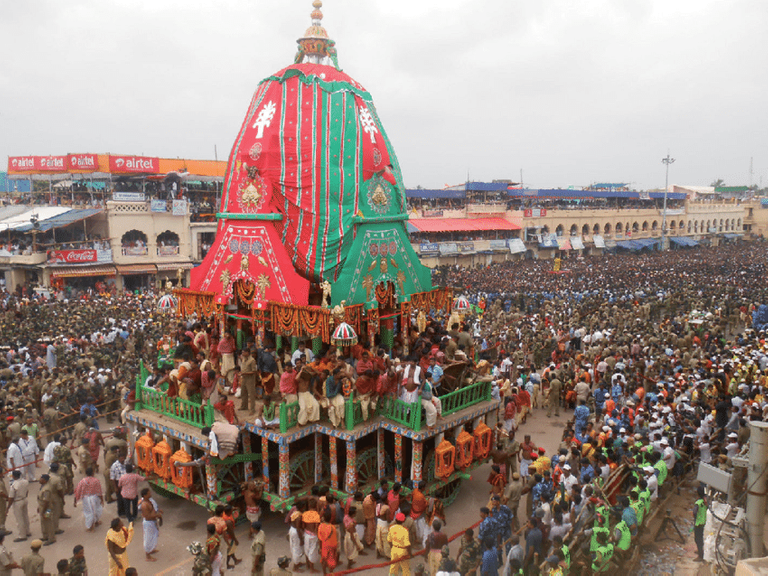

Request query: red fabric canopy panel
[
  {"left": 188, "top": 220, "right": 310, "bottom": 305},
  {"left": 408, "top": 217, "right": 521, "bottom": 233}
]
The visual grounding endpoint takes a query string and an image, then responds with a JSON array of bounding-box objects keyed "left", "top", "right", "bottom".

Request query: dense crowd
[{"left": 0, "top": 240, "right": 765, "bottom": 574}]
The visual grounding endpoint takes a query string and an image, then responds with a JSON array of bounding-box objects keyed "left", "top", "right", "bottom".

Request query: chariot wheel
[
  {"left": 355, "top": 446, "right": 394, "bottom": 489},
  {"left": 290, "top": 449, "right": 330, "bottom": 493},
  {"left": 423, "top": 451, "right": 462, "bottom": 507}
]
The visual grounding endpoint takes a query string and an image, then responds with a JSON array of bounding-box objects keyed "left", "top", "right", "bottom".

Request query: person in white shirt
[
  {"left": 562, "top": 465, "right": 579, "bottom": 494},
  {"left": 43, "top": 436, "right": 61, "bottom": 466},
  {"left": 725, "top": 433, "right": 740, "bottom": 459},
  {"left": 698, "top": 441, "right": 712, "bottom": 464},
  {"left": 644, "top": 467, "right": 658, "bottom": 501},
  {"left": 18, "top": 430, "right": 39, "bottom": 481},
  {"left": 6, "top": 439, "right": 23, "bottom": 475},
  {"left": 291, "top": 342, "right": 314, "bottom": 367},
  {"left": 661, "top": 440, "right": 676, "bottom": 471}
]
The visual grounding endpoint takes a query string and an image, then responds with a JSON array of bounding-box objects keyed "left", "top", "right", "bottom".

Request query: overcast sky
[{"left": 2, "top": 0, "right": 766, "bottom": 190}]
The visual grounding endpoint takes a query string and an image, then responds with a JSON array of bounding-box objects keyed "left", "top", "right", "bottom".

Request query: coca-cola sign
[
  {"left": 48, "top": 249, "right": 97, "bottom": 264},
  {"left": 108, "top": 155, "right": 159, "bottom": 173},
  {"left": 68, "top": 153, "right": 99, "bottom": 171}
]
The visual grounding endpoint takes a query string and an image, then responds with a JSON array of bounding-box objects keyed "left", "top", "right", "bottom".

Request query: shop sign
[{"left": 108, "top": 155, "right": 159, "bottom": 173}]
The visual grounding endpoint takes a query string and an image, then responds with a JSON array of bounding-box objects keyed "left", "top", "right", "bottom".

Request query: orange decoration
[
  {"left": 473, "top": 422, "right": 492, "bottom": 460},
  {"left": 435, "top": 439, "right": 456, "bottom": 480},
  {"left": 455, "top": 430, "right": 475, "bottom": 470},
  {"left": 170, "top": 448, "right": 194, "bottom": 489},
  {"left": 135, "top": 433, "right": 155, "bottom": 473},
  {"left": 152, "top": 440, "right": 173, "bottom": 481}
]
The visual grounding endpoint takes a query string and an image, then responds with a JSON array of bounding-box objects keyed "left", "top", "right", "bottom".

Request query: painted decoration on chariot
[
  {"left": 186, "top": 0, "right": 430, "bottom": 307},
  {"left": 366, "top": 173, "right": 392, "bottom": 215}
]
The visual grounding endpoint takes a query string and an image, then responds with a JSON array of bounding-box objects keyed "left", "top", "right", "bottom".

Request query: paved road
[{"left": 8, "top": 406, "right": 567, "bottom": 575}]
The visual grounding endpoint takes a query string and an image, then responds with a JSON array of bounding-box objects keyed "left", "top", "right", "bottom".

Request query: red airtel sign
[
  {"left": 48, "top": 249, "right": 98, "bottom": 264},
  {"left": 8, "top": 156, "right": 67, "bottom": 172},
  {"left": 108, "top": 155, "right": 159, "bottom": 173}
]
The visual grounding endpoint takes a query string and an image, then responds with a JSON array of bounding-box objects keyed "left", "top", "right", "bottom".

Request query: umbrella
[
  {"left": 453, "top": 296, "right": 470, "bottom": 313},
  {"left": 158, "top": 294, "right": 177, "bottom": 311},
  {"left": 332, "top": 322, "right": 358, "bottom": 346}
]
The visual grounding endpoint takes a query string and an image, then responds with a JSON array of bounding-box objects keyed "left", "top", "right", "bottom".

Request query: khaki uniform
[
  {"left": 0, "top": 477, "right": 7, "bottom": 531},
  {"left": 20, "top": 550, "right": 44, "bottom": 576},
  {"left": 0, "top": 544, "right": 15, "bottom": 576},
  {"left": 37, "top": 484, "right": 55, "bottom": 543},
  {"left": 9, "top": 477, "right": 30, "bottom": 538},
  {"left": 48, "top": 473, "right": 65, "bottom": 529}
]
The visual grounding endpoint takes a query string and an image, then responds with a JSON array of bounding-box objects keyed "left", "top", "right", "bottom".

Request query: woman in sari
[
  {"left": 105, "top": 517, "right": 134, "bottom": 576},
  {"left": 317, "top": 509, "right": 338, "bottom": 574}
]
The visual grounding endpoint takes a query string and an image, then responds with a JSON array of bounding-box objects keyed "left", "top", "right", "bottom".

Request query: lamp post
[{"left": 661, "top": 153, "right": 675, "bottom": 251}]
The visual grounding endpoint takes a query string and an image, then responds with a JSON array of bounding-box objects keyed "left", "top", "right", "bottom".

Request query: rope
[{"left": 327, "top": 518, "right": 483, "bottom": 576}]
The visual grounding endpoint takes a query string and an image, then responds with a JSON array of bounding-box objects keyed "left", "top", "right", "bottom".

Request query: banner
[
  {"left": 113, "top": 192, "right": 146, "bottom": 202},
  {"left": 48, "top": 249, "right": 96, "bottom": 264},
  {"left": 172, "top": 199, "right": 188, "bottom": 216},
  {"left": 457, "top": 242, "right": 475, "bottom": 253},
  {"left": 108, "top": 155, "right": 159, "bottom": 173},
  {"left": 8, "top": 156, "right": 67, "bottom": 172},
  {"left": 508, "top": 239, "right": 527, "bottom": 254},
  {"left": 422, "top": 209, "right": 444, "bottom": 218},
  {"left": 419, "top": 242, "right": 439, "bottom": 254},
  {"left": 67, "top": 153, "right": 99, "bottom": 171},
  {"left": 523, "top": 208, "right": 547, "bottom": 217},
  {"left": 489, "top": 239, "right": 509, "bottom": 251},
  {"left": 151, "top": 199, "right": 167, "bottom": 212},
  {"left": 157, "top": 245, "right": 180, "bottom": 257},
  {"left": 47, "top": 248, "right": 113, "bottom": 264},
  {"left": 439, "top": 243, "right": 458, "bottom": 255}
]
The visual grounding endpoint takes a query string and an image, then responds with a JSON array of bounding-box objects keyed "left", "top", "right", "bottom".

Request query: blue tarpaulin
[
  {"left": 616, "top": 240, "right": 641, "bottom": 250},
  {"left": 15, "top": 208, "right": 103, "bottom": 232},
  {"left": 405, "top": 189, "right": 466, "bottom": 199},
  {"left": 670, "top": 237, "right": 699, "bottom": 247}
]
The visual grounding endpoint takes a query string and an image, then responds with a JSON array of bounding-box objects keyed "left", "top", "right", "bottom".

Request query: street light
[{"left": 661, "top": 153, "right": 675, "bottom": 251}]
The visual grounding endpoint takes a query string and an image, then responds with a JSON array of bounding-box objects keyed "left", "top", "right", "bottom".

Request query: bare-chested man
[{"left": 140, "top": 488, "right": 162, "bottom": 562}]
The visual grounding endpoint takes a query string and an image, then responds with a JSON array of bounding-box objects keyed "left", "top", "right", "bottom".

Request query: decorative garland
[
  {"left": 235, "top": 280, "right": 257, "bottom": 306},
  {"left": 270, "top": 302, "right": 331, "bottom": 341},
  {"left": 374, "top": 282, "right": 396, "bottom": 309},
  {"left": 343, "top": 304, "right": 365, "bottom": 336},
  {"left": 410, "top": 287, "right": 453, "bottom": 314},
  {"left": 174, "top": 289, "right": 217, "bottom": 318}
]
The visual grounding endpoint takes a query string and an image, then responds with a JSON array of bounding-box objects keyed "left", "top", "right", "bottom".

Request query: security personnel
[
  {"left": 653, "top": 454, "right": 668, "bottom": 487},
  {"left": 612, "top": 517, "right": 632, "bottom": 562},
  {"left": 589, "top": 511, "right": 610, "bottom": 554},
  {"left": 630, "top": 490, "right": 645, "bottom": 528},
  {"left": 36, "top": 475, "right": 55, "bottom": 545},
  {"left": 638, "top": 480, "right": 652, "bottom": 517},
  {"left": 552, "top": 535, "right": 570, "bottom": 575},
  {"left": 693, "top": 486, "right": 707, "bottom": 561},
  {"left": 20, "top": 539, "right": 44, "bottom": 575},
  {"left": 591, "top": 530, "right": 614, "bottom": 573}
]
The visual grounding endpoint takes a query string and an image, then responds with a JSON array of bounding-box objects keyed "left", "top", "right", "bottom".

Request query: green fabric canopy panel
[{"left": 217, "top": 62, "right": 431, "bottom": 305}]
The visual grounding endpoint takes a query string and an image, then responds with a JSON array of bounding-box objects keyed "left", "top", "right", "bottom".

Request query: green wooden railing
[
  {"left": 344, "top": 392, "right": 383, "bottom": 431},
  {"left": 439, "top": 380, "right": 493, "bottom": 416},
  {"left": 135, "top": 360, "right": 214, "bottom": 428},
  {"left": 279, "top": 400, "right": 300, "bottom": 433},
  {"left": 378, "top": 395, "right": 423, "bottom": 432},
  {"left": 140, "top": 386, "right": 215, "bottom": 427}
]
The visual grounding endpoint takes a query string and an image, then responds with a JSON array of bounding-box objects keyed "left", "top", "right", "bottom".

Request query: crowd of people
[{"left": 0, "top": 239, "right": 764, "bottom": 574}]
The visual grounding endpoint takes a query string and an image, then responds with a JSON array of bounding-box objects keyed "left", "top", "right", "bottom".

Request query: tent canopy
[{"left": 407, "top": 218, "right": 520, "bottom": 233}]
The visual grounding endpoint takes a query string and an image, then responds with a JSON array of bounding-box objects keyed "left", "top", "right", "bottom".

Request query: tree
[{"left": 710, "top": 178, "right": 725, "bottom": 187}]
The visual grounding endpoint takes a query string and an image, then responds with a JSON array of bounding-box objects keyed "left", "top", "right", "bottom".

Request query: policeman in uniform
[
  {"left": 20, "top": 539, "right": 44, "bottom": 575},
  {"left": 8, "top": 470, "right": 30, "bottom": 542},
  {"left": 693, "top": 486, "right": 707, "bottom": 561}
]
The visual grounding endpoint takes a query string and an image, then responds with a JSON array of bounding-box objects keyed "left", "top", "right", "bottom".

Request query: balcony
[
  {"left": 121, "top": 246, "right": 149, "bottom": 256},
  {"left": 466, "top": 203, "right": 508, "bottom": 214},
  {"left": 157, "top": 245, "right": 180, "bottom": 257}
]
